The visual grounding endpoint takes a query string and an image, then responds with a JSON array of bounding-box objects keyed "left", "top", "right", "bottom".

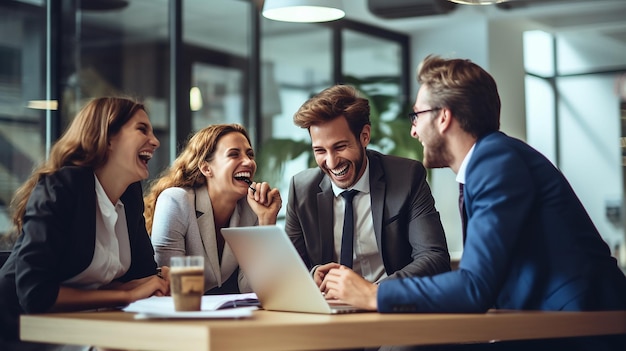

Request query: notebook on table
[{"left": 221, "top": 225, "right": 363, "bottom": 314}]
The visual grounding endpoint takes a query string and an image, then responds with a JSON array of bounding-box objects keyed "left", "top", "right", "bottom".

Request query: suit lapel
[
  {"left": 317, "top": 176, "right": 336, "bottom": 262},
  {"left": 367, "top": 151, "right": 385, "bottom": 250},
  {"left": 74, "top": 170, "right": 98, "bottom": 275},
  {"left": 194, "top": 187, "right": 222, "bottom": 286},
  {"left": 220, "top": 200, "right": 252, "bottom": 282}
]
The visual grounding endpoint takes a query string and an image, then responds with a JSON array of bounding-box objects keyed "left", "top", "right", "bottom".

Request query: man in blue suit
[{"left": 322, "top": 55, "right": 626, "bottom": 350}]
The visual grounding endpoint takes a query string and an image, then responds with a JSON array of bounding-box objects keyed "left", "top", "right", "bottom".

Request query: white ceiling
[
  {"left": 349, "top": 0, "right": 626, "bottom": 71},
  {"left": 79, "top": 0, "right": 626, "bottom": 66},
  {"left": 346, "top": 0, "right": 626, "bottom": 38}
]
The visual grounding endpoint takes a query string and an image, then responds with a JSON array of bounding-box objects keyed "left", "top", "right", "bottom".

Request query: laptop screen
[{"left": 221, "top": 225, "right": 336, "bottom": 313}]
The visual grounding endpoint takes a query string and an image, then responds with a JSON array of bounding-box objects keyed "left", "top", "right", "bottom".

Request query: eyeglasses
[{"left": 408, "top": 108, "right": 441, "bottom": 125}]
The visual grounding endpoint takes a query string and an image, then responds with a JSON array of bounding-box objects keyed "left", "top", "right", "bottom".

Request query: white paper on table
[
  {"left": 132, "top": 306, "right": 257, "bottom": 319},
  {"left": 123, "top": 293, "right": 258, "bottom": 319}
]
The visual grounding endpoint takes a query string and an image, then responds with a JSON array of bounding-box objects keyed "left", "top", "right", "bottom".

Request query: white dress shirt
[
  {"left": 331, "top": 157, "right": 387, "bottom": 283},
  {"left": 63, "top": 174, "right": 131, "bottom": 289},
  {"left": 456, "top": 144, "right": 476, "bottom": 185}
]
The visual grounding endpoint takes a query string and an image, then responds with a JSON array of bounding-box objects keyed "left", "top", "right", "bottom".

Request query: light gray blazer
[{"left": 151, "top": 186, "right": 258, "bottom": 292}]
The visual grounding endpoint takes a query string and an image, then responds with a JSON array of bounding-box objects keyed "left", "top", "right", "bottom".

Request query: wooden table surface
[{"left": 21, "top": 309, "right": 626, "bottom": 351}]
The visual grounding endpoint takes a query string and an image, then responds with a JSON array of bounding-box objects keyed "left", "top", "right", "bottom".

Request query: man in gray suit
[{"left": 285, "top": 84, "right": 450, "bottom": 288}]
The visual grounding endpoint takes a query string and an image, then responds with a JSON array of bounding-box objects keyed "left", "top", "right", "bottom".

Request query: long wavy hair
[
  {"left": 10, "top": 97, "right": 145, "bottom": 234},
  {"left": 143, "top": 123, "right": 251, "bottom": 234}
]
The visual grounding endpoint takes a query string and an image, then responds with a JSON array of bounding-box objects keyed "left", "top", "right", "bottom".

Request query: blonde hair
[
  {"left": 143, "top": 124, "right": 251, "bottom": 234},
  {"left": 10, "top": 97, "right": 145, "bottom": 234}
]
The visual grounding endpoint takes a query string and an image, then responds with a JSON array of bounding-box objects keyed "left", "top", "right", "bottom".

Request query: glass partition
[
  {"left": 0, "top": 0, "right": 409, "bottom": 246},
  {"left": 524, "top": 29, "right": 626, "bottom": 269},
  {"left": 0, "top": 1, "right": 47, "bottom": 248},
  {"left": 342, "top": 30, "right": 416, "bottom": 160},
  {"left": 258, "top": 19, "right": 333, "bottom": 203},
  {"left": 185, "top": 0, "right": 250, "bottom": 134},
  {"left": 191, "top": 63, "right": 245, "bottom": 131},
  {"left": 68, "top": 0, "right": 171, "bottom": 176}
]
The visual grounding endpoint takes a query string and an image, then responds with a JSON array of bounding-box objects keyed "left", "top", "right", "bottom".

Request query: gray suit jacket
[
  {"left": 285, "top": 150, "right": 450, "bottom": 280},
  {"left": 151, "top": 186, "right": 257, "bottom": 292}
]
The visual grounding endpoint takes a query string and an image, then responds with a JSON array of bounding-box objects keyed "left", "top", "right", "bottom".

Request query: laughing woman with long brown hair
[
  {"left": 0, "top": 97, "right": 169, "bottom": 351},
  {"left": 144, "top": 124, "right": 282, "bottom": 295}
]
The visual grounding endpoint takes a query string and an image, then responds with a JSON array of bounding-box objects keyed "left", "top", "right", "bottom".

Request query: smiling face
[
  {"left": 410, "top": 85, "right": 451, "bottom": 169},
  {"left": 107, "top": 109, "right": 160, "bottom": 183},
  {"left": 204, "top": 131, "right": 256, "bottom": 198},
  {"left": 309, "top": 116, "right": 369, "bottom": 189}
]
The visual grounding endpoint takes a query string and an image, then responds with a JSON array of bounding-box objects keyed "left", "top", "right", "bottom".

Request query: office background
[{"left": 1, "top": 0, "right": 625, "bottom": 269}]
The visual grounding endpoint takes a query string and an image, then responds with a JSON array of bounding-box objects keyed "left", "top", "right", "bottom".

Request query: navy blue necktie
[
  {"left": 459, "top": 183, "right": 468, "bottom": 245},
  {"left": 340, "top": 190, "right": 359, "bottom": 268}
]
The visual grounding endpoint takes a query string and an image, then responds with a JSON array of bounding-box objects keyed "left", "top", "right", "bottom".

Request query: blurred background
[{"left": 1, "top": 0, "right": 625, "bottom": 269}]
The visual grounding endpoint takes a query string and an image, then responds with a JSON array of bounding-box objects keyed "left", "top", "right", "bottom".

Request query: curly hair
[
  {"left": 10, "top": 97, "right": 145, "bottom": 234},
  {"left": 143, "top": 123, "right": 251, "bottom": 234}
]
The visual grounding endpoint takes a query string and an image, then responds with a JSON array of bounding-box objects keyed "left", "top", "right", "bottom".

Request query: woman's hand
[
  {"left": 113, "top": 275, "right": 170, "bottom": 303},
  {"left": 246, "top": 181, "right": 282, "bottom": 225},
  {"left": 53, "top": 274, "right": 170, "bottom": 312},
  {"left": 158, "top": 265, "right": 170, "bottom": 282},
  {"left": 103, "top": 269, "right": 170, "bottom": 300}
]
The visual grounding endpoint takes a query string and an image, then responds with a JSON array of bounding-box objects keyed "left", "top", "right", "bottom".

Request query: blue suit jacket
[{"left": 378, "top": 132, "right": 626, "bottom": 313}]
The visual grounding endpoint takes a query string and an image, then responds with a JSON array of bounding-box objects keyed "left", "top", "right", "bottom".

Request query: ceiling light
[
  {"left": 189, "top": 87, "right": 203, "bottom": 112},
  {"left": 447, "top": 0, "right": 509, "bottom": 4},
  {"left": 262, "top": 0, "right": 345, "bottom": 23},
  {"left": 27, "top": 100, "right": 58, "bottom": 110}
]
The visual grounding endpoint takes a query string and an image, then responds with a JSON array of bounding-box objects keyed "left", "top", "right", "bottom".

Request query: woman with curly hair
[{"left": 144, "top": 123, "right": 282, "bottom": 294}]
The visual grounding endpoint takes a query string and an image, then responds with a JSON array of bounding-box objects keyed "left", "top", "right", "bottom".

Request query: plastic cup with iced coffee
[{"left": 170, "top": 256, "right": 204, "bottom": 311}]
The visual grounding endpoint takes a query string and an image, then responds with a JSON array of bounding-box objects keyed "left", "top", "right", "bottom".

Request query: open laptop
[{"left": 221, "top": 225, "right": 363, "bottom": 314}]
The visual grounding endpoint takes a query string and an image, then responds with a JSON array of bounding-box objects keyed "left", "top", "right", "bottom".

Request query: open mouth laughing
[
  {"left": 138, "top": 151, "right": 153, "bottom": 165},
  {"left": 234, "top": 171, "right": 252, "bottom": 184},
  {"left": 234, "top": 171, "right": 256, "bottom": 193},
  {"left": 330, "top": 164, "right": 349, "bottom": 177}
]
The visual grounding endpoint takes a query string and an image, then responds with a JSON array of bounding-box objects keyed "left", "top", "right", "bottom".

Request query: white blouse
[{"left": 63, "top": 174, "right": 131, "bottom": 290}]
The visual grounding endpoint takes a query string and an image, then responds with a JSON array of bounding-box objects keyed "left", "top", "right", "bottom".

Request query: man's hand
[
  {"left": 322, "top": 265, "right": 378, "bottom": 311},
  {"left": 313, "top": 262, "right": 341, "bottom": 287}
]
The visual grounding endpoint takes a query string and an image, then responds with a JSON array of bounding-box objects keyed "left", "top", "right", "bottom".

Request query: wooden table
[{"left": 21, "top": 309, "right": 626, "bottom": 351}]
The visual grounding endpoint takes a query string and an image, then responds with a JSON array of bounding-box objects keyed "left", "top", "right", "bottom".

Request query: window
[
  {"left": 0, "top": 0, "right": 408, "bottom": 245},
  {"left": 0, "top": 1, "right": 46, "bottom": 249}
]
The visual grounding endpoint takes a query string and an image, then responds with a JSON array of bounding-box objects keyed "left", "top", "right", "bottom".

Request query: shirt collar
[
  {"left": 94, "top": 173, "right": 121, "bottom": 216},
  {"left": 456, "top": 143, "right": 476, "bottom": 185}
]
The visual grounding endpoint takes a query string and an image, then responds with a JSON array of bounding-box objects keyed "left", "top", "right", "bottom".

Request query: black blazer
[
  {"left": 285, "top": 149, "right": 450, "bottom": 280},
  {"left": 0, "top": 166, "right": 156, "bottom": 341}
]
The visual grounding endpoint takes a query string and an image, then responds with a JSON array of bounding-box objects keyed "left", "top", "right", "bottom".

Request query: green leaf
[{"left": 255, "top": 138, "right": 312, "bottom": 185}]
